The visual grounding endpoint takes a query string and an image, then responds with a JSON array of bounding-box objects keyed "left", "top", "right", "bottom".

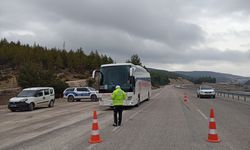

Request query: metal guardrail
[{"left": 216, "top": 90, "right": 250, "bottom": 102}]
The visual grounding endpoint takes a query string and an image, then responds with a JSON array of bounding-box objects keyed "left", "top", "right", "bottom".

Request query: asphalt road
[{"left": 0, "top": 86, "right": 249, "bottom": 150}]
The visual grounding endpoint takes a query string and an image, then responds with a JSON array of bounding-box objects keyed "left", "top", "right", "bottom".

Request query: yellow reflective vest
[{"left": 112, "top": 88, "right": 126, "bottom": 106}]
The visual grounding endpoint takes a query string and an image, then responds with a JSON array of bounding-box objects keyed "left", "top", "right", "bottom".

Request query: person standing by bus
[{"left": 112, "top": 85, "right": 127, "bottom": 126}]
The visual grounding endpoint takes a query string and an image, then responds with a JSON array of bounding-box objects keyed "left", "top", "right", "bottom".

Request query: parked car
[
  {"left": 197, "top": 85, "right": 216, "bottom": 98},
  {"left": 63, "top": 87, "right": 100, "bottom": 102},
  {"left": 8, "top": 87, "right": 55, "bottom": 111}
]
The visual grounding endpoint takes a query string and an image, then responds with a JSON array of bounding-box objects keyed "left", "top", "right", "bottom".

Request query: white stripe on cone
[
  {"left": 91, "top": 130, "right": 100, "bottom": 135},
  {"left": 209, "top": 129, "right": 217, "bottom": 134},
  {"left": 210, "top": 118, "right": 215, "bottom": 122}
]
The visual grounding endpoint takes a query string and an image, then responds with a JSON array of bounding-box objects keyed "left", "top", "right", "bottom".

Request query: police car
[{"left": 63, "top": 87, "right": 100, "bottom": 102}]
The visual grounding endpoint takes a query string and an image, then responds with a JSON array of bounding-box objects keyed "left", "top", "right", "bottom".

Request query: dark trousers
[{"left": 113, "top": 106, "right": 123, "bottom": 125}]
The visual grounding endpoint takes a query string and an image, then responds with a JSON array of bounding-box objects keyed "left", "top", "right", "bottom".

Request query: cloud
[{"left": 0, "top": 0, "right": 250, "bottom": 76}]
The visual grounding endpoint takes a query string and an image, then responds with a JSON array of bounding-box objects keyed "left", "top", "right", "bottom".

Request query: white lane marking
[
  {"left": 86, "top": 144, "right": 96, "bottom": 150},
  {"left": 196, "top": 108, "right": 208, "bottom": 120},
  {"left": 126, "top": 110, "right": 140, "bottom": 121},
  {"left": 112, "top": 126, "right": 120, "bottom": 132},
  {"left": 151, "top": 89, "right": 163, "bottom": 99}
]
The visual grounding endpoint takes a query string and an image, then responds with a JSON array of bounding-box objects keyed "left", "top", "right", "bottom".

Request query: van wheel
[
  {"left": 91, "top": 95, "right": 97, "bottom": 101},
  {"left": 48, "top": 100, "right": 54, "bottom": 107},
  {"left": 68, "top": 96, "right": 74, "bottom": 102},
  {"left": 28, "top": 103, "right": 34, "bottom": 111}
]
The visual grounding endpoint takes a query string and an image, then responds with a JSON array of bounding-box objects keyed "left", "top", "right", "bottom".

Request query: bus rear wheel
[
  {"left": 146, "top": 92, "right": 150, "bottom": 101},
  {"left": 136, "top": 97, "right": 140, "bottom": 107}
]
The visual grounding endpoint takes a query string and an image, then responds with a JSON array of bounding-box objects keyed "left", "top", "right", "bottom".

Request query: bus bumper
[{"left": 99, "top": 99, "right": 136, "bottom": 106}]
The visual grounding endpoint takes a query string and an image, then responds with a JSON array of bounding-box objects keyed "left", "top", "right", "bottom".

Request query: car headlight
[{"left": 20, "top": 98, "right": 28, "bottom": 102}]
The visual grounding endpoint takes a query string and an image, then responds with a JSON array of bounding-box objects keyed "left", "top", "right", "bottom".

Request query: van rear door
[
  {"left": 35, "top": 90, "right": 45, "bottom": 106},
  {"left": 44, "top": 89, "right": 51, "bottom": 104}
]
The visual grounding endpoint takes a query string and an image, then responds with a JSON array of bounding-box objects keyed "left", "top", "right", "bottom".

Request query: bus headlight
[{"left": 127, "top": 96, "right": 132, "bottom": 100}]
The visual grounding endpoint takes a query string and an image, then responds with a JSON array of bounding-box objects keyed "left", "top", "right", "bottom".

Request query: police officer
[{"left": 112, "top": 85, "right": 126, "bottom": 126}]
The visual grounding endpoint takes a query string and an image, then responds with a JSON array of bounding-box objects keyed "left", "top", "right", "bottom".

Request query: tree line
[
  {"left": 0, "top": 39, "right": 176, "bottom": 94},
  {"left": 147, "top": 68, "right": 178, "bottom": 87},
  {"left": 0, "top": 38, "right": 113, "bottom": 96},
  {"left": 0, "top": 38, "right": 113, "bottom": 73},
  {"left": 192, "top": 76, "right": 216, "bottom": 84},
  {"left": 126, "top": 54, "right": 179, "bottom": 87}
]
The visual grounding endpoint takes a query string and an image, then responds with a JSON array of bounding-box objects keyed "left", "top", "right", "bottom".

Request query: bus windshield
[{"left": 100, "top": 65, "right": 133, "bottom": 93}]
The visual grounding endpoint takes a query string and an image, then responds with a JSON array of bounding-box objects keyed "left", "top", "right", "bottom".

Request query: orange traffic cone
[
  {"left": 184, "top": 94, "right": 188, "bottom": 102},
  {"left": 207, "top": 108, "right": 220, "bottom": 143},
  {"left": 89, "top": 111, "right": 102, "bottom": 144}
]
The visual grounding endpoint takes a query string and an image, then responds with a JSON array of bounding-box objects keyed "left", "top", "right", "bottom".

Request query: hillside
[
  {"left": 1, "top": 39, "right": 180, "bottom": 93},
  {"left": 148, "top": 68, "right": 179, "bottom": 79},
  {"left": 245, "top": 80, "right": 250, "bottom": 85},
  {"left": 147, "top": 68, "right": 179, "bottom": 87},
  {"left": 175, "top": 71, "right": 250, "bottom": 84},
  {"left": 0, "top": 38, "right": 113, "bottom": 75}
]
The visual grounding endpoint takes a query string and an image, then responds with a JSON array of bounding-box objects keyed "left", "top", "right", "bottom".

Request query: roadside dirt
[
  {"left": 66, "top": 79, "right": 87, "bottom": 87},
  {"left": 0, "top": 98, "right": 104, "bottom": 149},
  {"left": 0, "top": 88, "right": 21, "bottom": 105},
  {"left": 169, "top": 77, "right": 193, "bottom": 85}
]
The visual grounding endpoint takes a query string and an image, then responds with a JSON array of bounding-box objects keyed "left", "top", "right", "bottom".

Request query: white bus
[{"left": 92, "top": 63, "right": 151, "bottom": 106}]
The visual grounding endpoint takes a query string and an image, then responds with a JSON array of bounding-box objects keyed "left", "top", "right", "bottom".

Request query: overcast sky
[{"left": 0, "top": 0, "right": 250, "bottom": 76}]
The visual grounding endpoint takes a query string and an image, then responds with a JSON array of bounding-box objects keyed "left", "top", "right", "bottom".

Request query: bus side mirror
[
  {"left": 92, "top": 70, "right": 96, "bottom": 78},
  {"left": 92, "top": 70, "right": 100, "bottom": 78}
]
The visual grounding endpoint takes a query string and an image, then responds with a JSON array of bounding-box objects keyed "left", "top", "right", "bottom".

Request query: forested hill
[
  {"left": 0, "top": 38, "right": 113, "bottom": 74},
  {"left": 1, "top": 39, "right": 203, "bottom": 92},
  {"left": 147, "top": 68, "right": 179, "bottom": 86},
  {"left": 0, "top": 39, "right": 114, "bottom": 95},
  {"left": 176, "top": 71, "right": 250, "bottom": 84}
]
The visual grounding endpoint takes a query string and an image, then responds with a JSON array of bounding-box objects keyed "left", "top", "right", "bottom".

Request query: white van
[{"left": 8, "top": 87, "right": 55, "bottom": 111}]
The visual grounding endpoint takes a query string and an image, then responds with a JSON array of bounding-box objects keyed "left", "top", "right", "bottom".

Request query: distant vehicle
[
  {"left": 8, "top": 87, "right": 55, "bottom": 111},
  {"left": 63, "top": 87, "right": 100, "bottom": 102},
  {"left": 197, "top": 85, "right": 216, "bottom": 98},
  {"left": 92, "top": 63, "right": 151, "bottom": 107}
]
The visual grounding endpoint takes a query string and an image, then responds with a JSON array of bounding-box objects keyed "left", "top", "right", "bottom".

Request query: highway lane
[
  {"left": 0, "top": 88, "right": 162, "bottom": 150},
  {"left": 183, "top": 88, "right": 250, "bottom": 150},
  {"left": 1, "top": 86, "right": 249, "bottom": 150},
  {"left": 86, "top": 86, "right": 250, "bottom": 150}
]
